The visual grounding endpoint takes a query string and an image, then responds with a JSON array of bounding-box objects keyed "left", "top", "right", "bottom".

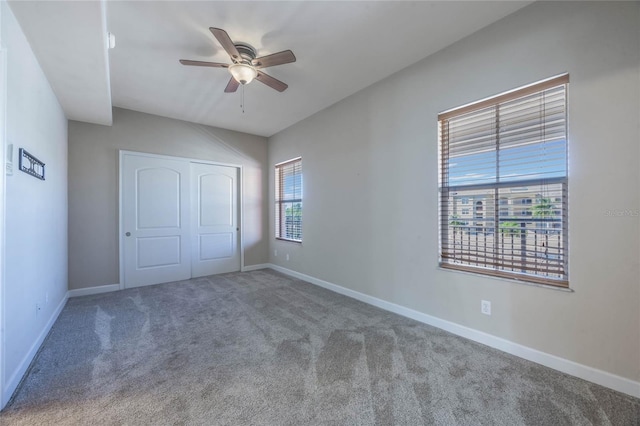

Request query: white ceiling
[
  {"left": 9, "top": 1, "right": 531, "bottom": 137},
  {"left": 8, "top": 1, "right": 113, "bottom": 125}
]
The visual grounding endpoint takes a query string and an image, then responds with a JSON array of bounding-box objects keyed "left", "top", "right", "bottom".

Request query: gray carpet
[{"left": 1, "top": 269, "right": 638, "bottom": 425}]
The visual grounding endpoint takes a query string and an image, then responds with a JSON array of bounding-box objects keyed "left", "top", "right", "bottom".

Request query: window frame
[
  {"left": 275, "top": 157, "right": 303, "bottom": 243},
  {"left": 438, "top": 75, "right": 569, "bottom": 288}
]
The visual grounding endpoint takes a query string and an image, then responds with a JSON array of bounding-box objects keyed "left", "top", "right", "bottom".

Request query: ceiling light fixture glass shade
[{"left": 229, "top": 63, "right": 257, "bottom": 85}]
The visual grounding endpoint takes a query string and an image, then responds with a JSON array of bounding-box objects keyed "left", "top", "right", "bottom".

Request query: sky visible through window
[
  {"left": 283, "top": 173, "right": 302, "bottom": 199},
  {"left": 449, "top": 139, "right": 566, "bottom": 186}
]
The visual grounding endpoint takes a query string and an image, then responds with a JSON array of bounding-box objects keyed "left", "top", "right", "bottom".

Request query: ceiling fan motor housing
[{"left": 234, "top": 43, "right": 257, "bottom": 65}]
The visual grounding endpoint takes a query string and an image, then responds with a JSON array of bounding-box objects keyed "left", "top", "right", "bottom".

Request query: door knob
[{"left": 125, "top": 232, "right": 131, "bottom": 237}]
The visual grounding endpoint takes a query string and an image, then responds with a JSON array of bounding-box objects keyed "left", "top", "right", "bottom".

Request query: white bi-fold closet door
[{"left": 121, "top": 152, "right": 240, "bottom": 289}]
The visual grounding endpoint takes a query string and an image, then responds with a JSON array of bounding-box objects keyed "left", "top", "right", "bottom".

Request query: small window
[
  {"left": 275, "top": 157, "right": 302, "bottom": 242},
  {"left": 438, "top": 75, "right": 569, "bottom": 287}
]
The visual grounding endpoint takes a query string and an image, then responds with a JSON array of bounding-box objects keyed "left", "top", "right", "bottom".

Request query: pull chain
[{"left": 241, "top": 84, "right": 245, "bottom": 114}]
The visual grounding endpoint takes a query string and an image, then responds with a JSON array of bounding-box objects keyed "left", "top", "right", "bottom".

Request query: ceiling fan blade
[
  {"left": 209, "top": 27, "right": 241, "bottom": 62},
  {"left": 179, "top": 59, "right": 229, "bottom": 68},
  {"left": 224, "top": 77, "right": 240, "bottom": 93},
  {"left": 256, "top": 71, "right": 288, "bottom": 92},
  {"left": 252, "top": 50, "right": 296, "bottom": 69}
]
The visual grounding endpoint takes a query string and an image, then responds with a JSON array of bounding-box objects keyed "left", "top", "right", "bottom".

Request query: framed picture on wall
[{"left": 19, "top": 148, "right": 45, "bottom": 180}]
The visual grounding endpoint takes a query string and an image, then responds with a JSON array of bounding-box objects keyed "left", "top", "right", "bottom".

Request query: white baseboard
[
  {"left": 267, "top": 264, "right": 640, "bottom": 399},
  {"left": 2, "top": 292, "right": 68, "bottom": 406},
  {"left": 67, "top": 283, "right": 120, "bottom": 298},
  {"left": 241, "top": 263, "right": 270, "bottom": 272}
]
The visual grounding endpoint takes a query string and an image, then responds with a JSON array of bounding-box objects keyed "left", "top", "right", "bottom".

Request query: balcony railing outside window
[{"left": 446, "top": 217, "right": 565, "bottom": 280}]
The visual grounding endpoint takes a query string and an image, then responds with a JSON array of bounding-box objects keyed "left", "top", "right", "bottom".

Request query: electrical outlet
[
  {"left": 286, "top": 254, "right": 290, "bottom": 261},
  {"left": 274, "top": 249, "right": 278, "bottom": 257},
  {"left": 481, "top": 300, "right": 491, "bottom": 316}
]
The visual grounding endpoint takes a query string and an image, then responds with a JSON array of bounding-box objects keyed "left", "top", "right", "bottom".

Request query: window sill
[
  {"left": 438, "top": 265, "right": 574, "bottom": 293},
  {"left": 275, "top": 237, "right": 302, "bottom": 244}
]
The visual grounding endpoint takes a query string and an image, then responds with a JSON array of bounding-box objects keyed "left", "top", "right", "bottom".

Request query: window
[
  {"left": 275, "top": 157, "right": 302, "bottom": 242},
  {"left": 438, "top": 75, "right": 569, "bottom": 287}
]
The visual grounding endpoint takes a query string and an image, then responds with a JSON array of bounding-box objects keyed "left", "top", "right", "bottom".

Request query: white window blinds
[
  {"left": 438, "top": 75, "right": 569, "bottom": 287},
  {"left": 275, "top": 157, "right": 302, "bottom": 242}
]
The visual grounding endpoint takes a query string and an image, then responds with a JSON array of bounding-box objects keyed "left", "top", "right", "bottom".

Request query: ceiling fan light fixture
[{"left": 229, "top": 63, "right": 257, "bottom": 85}]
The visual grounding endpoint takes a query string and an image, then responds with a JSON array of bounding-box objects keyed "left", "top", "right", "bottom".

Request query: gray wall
[
  {"left": 1, "top": 2, "right": 68, "bottom": 405},
  {"left": 269, "top": 2, "right": 640, "bottom": 382},
  {"left": 68, "top": 107, "right": 268, "bottom": 290}
]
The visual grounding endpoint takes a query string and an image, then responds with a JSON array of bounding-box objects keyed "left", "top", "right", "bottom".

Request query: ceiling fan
[{"left": 180, "top": 27, "right": 296, "bottom": 93}]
